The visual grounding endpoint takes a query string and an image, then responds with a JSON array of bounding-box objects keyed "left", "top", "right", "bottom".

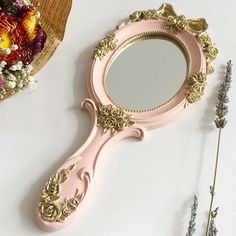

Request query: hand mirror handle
[{"left": 36, "top": 99, "right": 145, "bottom": 230}]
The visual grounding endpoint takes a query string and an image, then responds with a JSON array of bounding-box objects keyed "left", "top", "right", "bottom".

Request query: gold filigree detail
[
  {"left": 197, "top": 33, "right": 219, "bottom": 74},
  {"left": 129, "top": 3, "right": 218, "bottom": 73},
  {"left": 97, "top": 104, "right": 135, "bottom": 134},
  {"left": 165, "top": 15, "right": 188, "bottom": 33},
  {"left": 94, "top": 33, "right": 117, "bottom": 61},
  {"left": 130, "top": 3, "right": 208, "bottom": 34},
  {"left": 130, "top": 9, "right": 159, "bottom": 21},
  {"left": 186, "top": 72, "right": 207, "bottom": 104},
  {"left": 38, "top": 164, "right": 85, "bottom": 223}
]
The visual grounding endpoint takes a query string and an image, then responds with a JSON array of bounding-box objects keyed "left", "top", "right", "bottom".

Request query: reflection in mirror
[{"left": 105, "top": 36, "right": 188, "bottom": 111}]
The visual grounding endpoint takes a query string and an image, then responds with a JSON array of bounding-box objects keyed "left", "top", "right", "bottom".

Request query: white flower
[
  {"left": 9, "top": 61, "right": 23, "bottom": 71},
  {"left": 0, "top": 48, "right": 11, "bottom": 55},
  {"left": 20, "top": 69, "right": 27, "bottom": 79},
  {"left": 10, "top": 44, "right": 18, "bottom": 51},
  {"left": 17, "top": 81, "right": 24, "bottom": 89},
  {"left": 28, "top": 76, "right": 34, "bottom": 81},
  {"left": 23, "top": 0, "right": 32, "bottom": 6},
  {"left": 27, "top": 76, "right": 36, "bottom": 87},
  {"left": 9, "top": 65, "right": 18, "bottom": 71},
  {"left": 36, "top": 11, "right": 41, "bottom": 19},
  {"left": 7, "top": 74, "right": 16, "bottom": 81},
  {"left": 1, "top": 89, "right": 7, "bottom": 95},
  {"left": 15, "top": 61, "right": 23, "bottom": 70},
  {"left": 26, "top": 65, "right": 33, "bottom": 74},
  {"left": 6, "top": 81, "right": 16, "bottom": 88},
  {"left": 0, "top": 61, "right": 7, "bottom": 68},
  {"left": 17, "top": 61, "right": 23, "bottom": 67}
]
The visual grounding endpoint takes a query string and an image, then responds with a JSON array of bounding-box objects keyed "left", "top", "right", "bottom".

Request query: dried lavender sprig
[
  {"left": 205, "top": 61, "right": 233, "bottom": 236},
  {"left": 215, "top": 60, "right": 232, "bottom": 128},
  {"left": 208, "top": 208, "right": 219, "bottom": 236},
  {"left": 186, "top": 195, "right": 198, "bottom": 236}
]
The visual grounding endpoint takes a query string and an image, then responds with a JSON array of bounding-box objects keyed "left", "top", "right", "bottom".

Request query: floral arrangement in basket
[{"left": 0, "top": 0, "right": 46, "bottom": 100}]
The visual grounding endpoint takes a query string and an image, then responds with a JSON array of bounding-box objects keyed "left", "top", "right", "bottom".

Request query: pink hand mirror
[{"left": 35, "top": 3, "right": 218, "bottom": 231}]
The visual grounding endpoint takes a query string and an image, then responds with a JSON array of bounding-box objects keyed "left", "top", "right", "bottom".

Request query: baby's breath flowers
[
  {"left": 0, "top": 60, "right": 35, "bottom": 99},
  {"left": 0, "top": 0, "right": 46, "bottom": 100}
]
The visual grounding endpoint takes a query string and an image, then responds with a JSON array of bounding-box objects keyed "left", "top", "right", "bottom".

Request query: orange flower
[
  {"left": 0, "top": 3, "right": 45, "bottom": 67},
  {"left": 0, "top": 12, "right": 28, "bottom": 64},
  {"left": 21, "top": 6, "right": 38, "bottom": 41}
]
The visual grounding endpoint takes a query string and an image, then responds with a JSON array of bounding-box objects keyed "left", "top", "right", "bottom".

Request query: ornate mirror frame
[{"left": 35, "top": 3, "right": 218, "bottom": 231}]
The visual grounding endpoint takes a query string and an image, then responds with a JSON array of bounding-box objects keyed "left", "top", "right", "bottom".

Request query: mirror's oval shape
[{"left": 105, "top": 36, "right": 188, "bottom": 111}]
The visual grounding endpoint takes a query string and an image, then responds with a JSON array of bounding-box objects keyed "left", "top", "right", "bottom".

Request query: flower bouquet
[{"left": 0, "top": 0, "right": 72, "bottom": 101}]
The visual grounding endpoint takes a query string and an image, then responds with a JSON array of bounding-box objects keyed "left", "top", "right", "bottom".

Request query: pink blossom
[
  {"left": 16, "top": 0, "right": 27, "bottom": 7},
  {"left": 0, "top": 77, "right": 5, "bottom": 89}
]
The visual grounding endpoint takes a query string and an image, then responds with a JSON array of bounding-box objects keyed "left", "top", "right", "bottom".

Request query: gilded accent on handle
[
  {"left": 97, "top": 104, "right": 135, "bottom": 134},
  {"left": 186, "top": 72, "right": 207, "bottom": 104},
  {"left": 94, "top": 33, "right": 117, "bottom": 61},
  {"left": 38, "top": 164, "right": 85, "bottom": 223}
]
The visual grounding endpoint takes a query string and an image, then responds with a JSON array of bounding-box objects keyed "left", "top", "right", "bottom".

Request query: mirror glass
[{"left": 105, "top": 36, "right": 188, "bottom": 111}]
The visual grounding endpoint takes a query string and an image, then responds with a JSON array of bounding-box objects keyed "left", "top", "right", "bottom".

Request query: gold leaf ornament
[
  {"left": 38, "top": 164, "right": 85, "bottom": 223},
  {"left": 97, "top": 104, "right": 135, "bottom": 134},
  {"left": 186, "top": 72, "right": 207, "bottom": 104},
  {"left": 129, "top": 3, "right": 208, "bottom": 35},
  {"left": 94, "top": 33, "right": 117, "bottom": 60},
  {"left": 166, "top": 14, "right": 188, "bottom": 33},
  {"left": 198, "top": 33, "right": 219, "bottom": 61}
]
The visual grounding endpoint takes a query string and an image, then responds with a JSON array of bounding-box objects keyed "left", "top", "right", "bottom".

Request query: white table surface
[{"left": 1, "top": 0, "right": 236, "bottom": 235}]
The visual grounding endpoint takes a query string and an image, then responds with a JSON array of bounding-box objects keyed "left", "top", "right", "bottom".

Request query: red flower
[
  {"left": 0, "top": 6, "right": 46, "bottom": 66},
  {"left": 0, "top": 12, "right": 29, "bottom": 64}
]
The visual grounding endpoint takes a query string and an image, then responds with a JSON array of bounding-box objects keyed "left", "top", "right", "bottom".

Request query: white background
[{"left": 1, "top": 0, "right": 236, "bottom": 235}]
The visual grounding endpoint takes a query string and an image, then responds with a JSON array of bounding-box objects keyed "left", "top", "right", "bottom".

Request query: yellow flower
[{"left": 0, "top": 32, "right": 12, "bottom": 49}]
